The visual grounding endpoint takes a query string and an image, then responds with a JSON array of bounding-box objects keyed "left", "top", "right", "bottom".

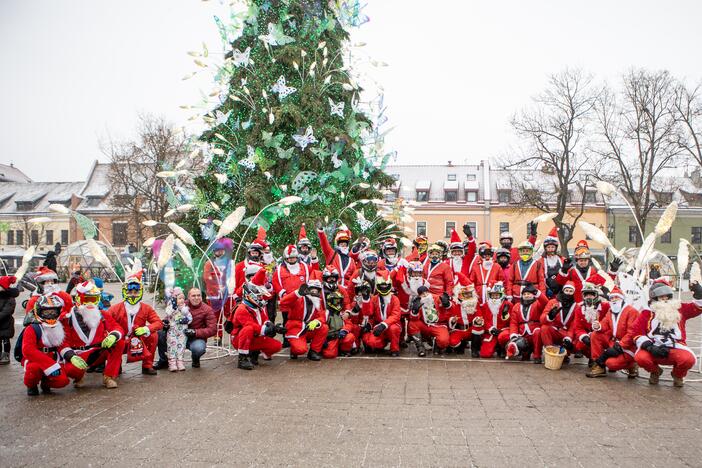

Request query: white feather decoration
[
  {"left": 595, "top": 180, "right": 617, "bottom": 197},
  {"left": 143, "top": 237, "right": 156, "bottom": 248},
  {"left": 168, "top": 222, "right": 196, "bottom": 246},
  {"left": 87, "top": 239, "right": 111, "bottom": 267},
  {"left": 677, "top": 239, "right": 690, "bottom": 276},
  {"left": 22, "top": 246, "right": 36, "bottom": 265},
  {"left": 157, "top": 234, "right": 175, "bottom": 270},
  {"left": 531, "top": 212, "right": 558, "bottom": 225},
  {"left": 653, "top": 201, "right": 678, "bottom": 237},
  {"left": 577, "top": 221, "right": 614, "bottom": 249},
  {"left": 635, "top": 232, "right": 656, "bottom": 271},
  {"left": 174, "top": 239, "right": 193, "bottom": 268},
  {"left": 216, "top": 206, "right": 246, "bottom": 239},
  {"left": 125, "top": 258, "right": 143, "bottom": 277},
  {"left": 690, "top": 262, "right": 702, "bottom": 286},
  {"left": 13, "top": 262, "right": 29, "bottom": 281}
]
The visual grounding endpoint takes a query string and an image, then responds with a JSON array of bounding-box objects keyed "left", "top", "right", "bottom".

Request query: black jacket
[{"left": 0, "top": 288, "right": 20, "bottom": 339}]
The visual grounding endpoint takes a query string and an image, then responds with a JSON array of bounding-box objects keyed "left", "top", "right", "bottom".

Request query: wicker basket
[{"left": 544, "top": 346, "right": 566, "bottom": 370}]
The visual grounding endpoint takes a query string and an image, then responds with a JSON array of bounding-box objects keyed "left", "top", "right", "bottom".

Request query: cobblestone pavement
[
  {"left": 1, "top": 348, "right": 701, "bottom": 468},
  {"left": 3, "top": 286, "right": 702, "bottom": 467}
]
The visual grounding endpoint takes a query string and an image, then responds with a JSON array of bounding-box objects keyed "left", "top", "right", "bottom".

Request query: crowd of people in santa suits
[{"left": 10, "top": 219, "right": 702, "bottom": 396}]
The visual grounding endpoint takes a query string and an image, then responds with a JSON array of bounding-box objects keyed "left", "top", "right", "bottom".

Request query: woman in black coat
[
  {"left": 0, "top": 276, "right": 20, "bottom": 364},
  {"left": 43, "top": 251, "right": 57, "bottom": 273}
]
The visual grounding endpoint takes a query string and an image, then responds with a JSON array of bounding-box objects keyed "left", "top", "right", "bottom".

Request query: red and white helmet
[
  {"left": 283, "top": 244, "right": 298, "bottom": 259},
  {"left": 75, "top": 280, "right": 101, "bottom": 305},
  {"left": 407, "top": 260, "right": 424, "bottom": 277},
  {"left": 382, "top": 238, "right": 398, "bottom": 254}
]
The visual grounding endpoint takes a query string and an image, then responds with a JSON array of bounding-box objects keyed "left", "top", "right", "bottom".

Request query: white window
[
  {"left": 466, "top": 174, "right": 476, "bottom": 181},
  {"left": 416, "top": 221, "right": 427, "bottom": 237},
  {"left": 466, "top": 191, "right": 478, "bottom": 202},
  {"left": 447, "top": 174, "right": 456, "bottom": 181},
  {"left": 445, "top": 221, "right": 456, "bottom": 238}
]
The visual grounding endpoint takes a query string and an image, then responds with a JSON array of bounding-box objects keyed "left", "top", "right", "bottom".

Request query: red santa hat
[
  {"left": 297, "top": 224, "right": 311, "bottom": 247},
  {"left": 609, "top": 286, "right": 624, "bottom": 300},
  {"left": 334, "top": 228, "right": 352, "bottom": 244},
  {"left": 306, "top": 278, "right": 323, "bottom": 290},
  {"left": 584, "top": 274, "right": 606, "bottom": 287},
  {"left": 245, "top": 263, "right": 263, "bottom": 277},
  {"left": 544, "top": 227, "right": 559, "bottom": 246},
  {"left": 382, "top": 238, "right": 397, "bottom": 252},
  {"left": 449, "top": 229, "right": 463, "bottom": 250},
  {"left": 125, "top": 270, "right": 143, "bottom": 284},
  {"left": 250, "top": 268, "right": 267, "bottom": 287},
  {"left": 283, "top": 244, "right": 299, "bottom": 259},
  {"left": 0, "top": 275, "right": 17, "bottom": 290},
  {"left": 35, "top": 266, "right": 58, "bottom": 283},
  {"left": 562, "top": 281, "right": 576, "bottom": 293},
  {"left": 249, "top": 227, "right": 269, "bottom": 250},
  {"left": 574, "top": 240, "right": 591, "bottom": 259}
]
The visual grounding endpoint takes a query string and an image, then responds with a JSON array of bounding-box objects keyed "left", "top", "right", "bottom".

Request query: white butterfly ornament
[
  {"left": 270, "top": 76, "right": 297, "bottom": 100},
  {"left": 328, "top": 98, "right": 344, "bottom": 118},
  {"left": 293, "top": 126, "right": 318, "bottom": 151}
]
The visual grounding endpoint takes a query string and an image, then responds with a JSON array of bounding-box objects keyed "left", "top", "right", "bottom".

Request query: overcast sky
[{"left": 2, "top": 0, "right": 702, "bottom": 182}]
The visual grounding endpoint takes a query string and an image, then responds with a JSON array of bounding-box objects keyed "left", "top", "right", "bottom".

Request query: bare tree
[
  {"left": 508, "top": 69, "right": 599, "bottom": 256},
  {"left": 594, "top": 69, "right": 681, "bottom": 237},
  {"left": 103, "top": 115, "right": 194, "bottom": 245},
  {"left": 673, "top": 80, "right": 702, "bottom": 170}
]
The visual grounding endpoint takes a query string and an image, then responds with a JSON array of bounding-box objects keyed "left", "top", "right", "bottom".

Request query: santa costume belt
[
  {"left": 74, "top": 345, "right": 100, "bottom": 351},
  {"left": 40, "top": 347, "right": 58, "bottom": 354},
  {"left": 514, "top": 280, "right": 534, "bottom": 286}
]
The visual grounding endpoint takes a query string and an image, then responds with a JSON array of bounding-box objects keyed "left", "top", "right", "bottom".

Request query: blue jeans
[{"left": 157, "top": 330, "right": 207, "bottom": 362}]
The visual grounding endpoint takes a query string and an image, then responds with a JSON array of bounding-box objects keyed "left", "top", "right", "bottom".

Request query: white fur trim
[{"left": 43, "top": 362, "right": 61, "bottom": 376}]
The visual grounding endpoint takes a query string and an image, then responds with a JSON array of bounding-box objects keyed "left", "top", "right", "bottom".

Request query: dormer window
[{"left": 15, "top": 201, "right": 33, "bottom": 211}]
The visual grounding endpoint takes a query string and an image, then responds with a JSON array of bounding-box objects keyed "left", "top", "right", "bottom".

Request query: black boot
[
  {"left": 454, "top": 341, "right": 466, "bottom": 355},
  {"left": 238, "top": 354, "right": 254, "bottom": 370},
  {"left": 154, "top": 360, "right": 169, "bottom": 370},
  {"left": 40, "top": 378, "right": 52, "bottom": 395},
  {"left": 307, "top": 350, "right": 321, "bottom": 361},
  {"left": 250, "top": 351, "right": 260, "bottom": 366},
  {"left": 191, "top": 357, "right": 200, "bottom": 368},
  {"left": 470, "top": 334, "right": 482, "bottom": 358},
  {"left": 27, "top": 386, "right": 39, "bottom": 396},
  {"left": 412, "top": 335, "right": 426, "bottom": 357}
]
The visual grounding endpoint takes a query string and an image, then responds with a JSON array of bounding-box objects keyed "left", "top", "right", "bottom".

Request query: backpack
[{"left": 13, "top": 323, "right": 42, "bottom": 363}]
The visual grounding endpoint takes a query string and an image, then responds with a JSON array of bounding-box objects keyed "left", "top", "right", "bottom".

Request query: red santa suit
[
  {"left": 21, "top": 322, "right": 72, "bottom": 390},
  {"left": 446, "top": 229, "right": 473, "bottom": 284},
  {"left": 317, "top": 228, "right": 357, "bottom": 287},
  {"left": 477, "top": 298, "right": 513, "bottom": 358},
  {"left": 591, "top": 297, "right": 638, "bottom": 371},
  {"left": 361, "top": 294, "right": 402, "bottom": 352},
  {"left": 62, "top": 305, "right": 125, "bottom": 380},
  {"left": 444, "top": 290, "right": 479, "bottom": 349},
  {"left": 631, "top": 300, "right": 701, "bottom": 379},
  {"left": 508, "top": 294, "right": 548, "bottom": 359},
  {"left": 272, "top": 260, "right": 310, "bottom": 300},
  {"left": 508, "top": 258, "right": 546, "bottom": 302},
  {"left": 572, "top": 301, "right": 610, "bottom": 358},
  {"left": 280, "top": 290, "right": 329, "bottom": 356},
  {"left": 468, "top": 259, "right": 502, "bottom": 304},
  {"left": 230, "top": 302, "right": 282, "bottom": 359},
  {"left": 423, "top": 260, "right": 454, "bottom": 297},
  {"left": 320, "top": 306, "right": 357, "bottom": 359},
  {"left": 234, "top": 259, "right": 264, "bottom": 294},
  {"left": 408, "top": 295, "right": 450, "bottom": 349},
  {"left": 539, "top": 298, "right": 580, "bottom": 351},
  {"left": 108, "top": 301, "right": 163, "bottom": 370}
]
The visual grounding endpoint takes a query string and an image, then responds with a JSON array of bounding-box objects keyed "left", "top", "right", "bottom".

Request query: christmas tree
[{"left": 188, "top": 0, "right": 396, "bottom": 255}]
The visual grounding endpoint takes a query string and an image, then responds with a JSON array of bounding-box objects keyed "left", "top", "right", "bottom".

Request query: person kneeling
[
  {"left": 280, "top": 279, "right": 328, "bottom": 361},
  {"left": 360, "top": 274, "right": 402, "bottom": 356},
  {"left": 408, "top": 286, "right": 450, "bottom": 356},
  {"left": 322, "top": 291, "right": 357, "bottom": 358},
  {"left": 227, "top": 280, "right": 284, "bottom": 370}
]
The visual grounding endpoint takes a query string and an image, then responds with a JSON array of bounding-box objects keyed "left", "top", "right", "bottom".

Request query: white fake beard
[
  {"left": 263, "top": 252, "right": 274, "bottom": 264},
  {"left": 364, "top": 270, "right": 375, "bottom": 280},
  {"left": 79, "top": 305, "right": 101, "bottom": 330},
  {"left": 385, "top": 254, "right": 398, "bottom": 266},
  {"left": 286, "top": 261, "right": 300, "bottom": 275},
  {"left": 452, "top": 256, "right": 463, "bottom": 272},
  {"left": 309, "top": 296, "right": 321, "bottom": 310},
  {"left": 487, "top": 298, "right": 502, "bottom": 313},
  {"left": 420, "top": 295, "right": 435, "bottom": 309},
  {"left": 610, "top": 301, "right": 623, "bottom": 314},
  {"left": 583, "top": 305, "right": 598, "bottom": 324},
  {"left": 460, "top": 297, "right": 478, "bottom": 314},
  {"left": 337, "top": 246, "right": 349, "bottom": 255},
  {"left": 41, "top": 322, "right": 65, "bottom": 347},
  {"left": 43, "top": 284, "right": 59, "bottom": 294},
  {"left": 380, "top": 294, "right": 392, "bottom": 305},
  {"left": 125, "top": 302, "right": 140, "bottom": 316},
  {"left": 651, "top": 299, "right": 682, "bottom": 331},
  {"left": 408, "top": 277, "right": 423, "bottom": 295},
  {"left": 482, "top": 260, "right": 493, "bottom": 270}
]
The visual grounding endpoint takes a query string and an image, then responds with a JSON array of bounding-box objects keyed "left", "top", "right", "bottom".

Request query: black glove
[
  {"left": 410, "top": 296, "right": 422, "bottom": 313},
  {"left": 351, "top": 304, "right": 361, "bottom": 315},
  {"left": 298, "top": 284, "right": 310, "bottom": 296},
  {"left": 373, "top": 323, "right": 387, "bottom": 336},
  {"left": 274, "top": 324, "right": 287, "bottom": 335},
  {"left": 562, "top": 338, "right": 574, "bottom": 352},
  {"left": 263, "top": 321, "right": 276, "bottom": 338},
  {"left": 561, "top": 257, "right": 572, "bottom": 273},
  {"left": 223, "top": 321, "right": 234, "bottom": 334},
  {"left": 547, "top": 306, "right": 561, "bottom": 321},
  {"left": 690, "top": 281, "right": 702, "bottom": 300},
  {"left": 489, "top": 327, "right": 499, "bottom": 336},
  {"left": 327, "top": 330, "right": 339, "bottom": 340},
  {"left": 184, "top": 329, "right": 196, "bottom": 338},
  {"left": 609, "top": 257, "right": 623, "bottom": 273},
  {"left": 162, "top": 319, "right": 171, "bottom": 332},
  {"left": 650, "top": 344, "right": 670, "bottom": 358},
  {"left": 361, "top": 323, "right": 372, "bottom": 334},
  {"left": 528, "top": 221, "right": 537, "bottom": 237},
  {"left": 641, "top": 340, "right": 653, "bottom": 352},
  {"left": 581, "top": 335, "right": 591, "bottom": 348},
  {"left": 338, "top": 329, "right": 349, "bottom": 339},
  {"left": 613, "top": 342, "right": 623, "bottom": 354},
  {"left": 440, "top": 292, "right": 451, "bottom": 309},
  {"left": 462, "top": 222, "right": 473, "bottom": 238}
]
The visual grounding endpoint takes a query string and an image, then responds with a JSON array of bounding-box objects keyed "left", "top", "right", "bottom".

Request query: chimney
[{"left": 447, "top": 160, "right": 452, "bottom": 167}]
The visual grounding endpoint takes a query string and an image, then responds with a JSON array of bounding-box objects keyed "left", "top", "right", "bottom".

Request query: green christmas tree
[{"left": 190, "top": 0, "right": 396, "bottom": 257}]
